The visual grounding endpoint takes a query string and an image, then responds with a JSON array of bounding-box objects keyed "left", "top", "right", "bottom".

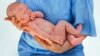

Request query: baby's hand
[
  {"left": 32, "top": 11, "right": 44, "bottom": 18},
  {"left": 30, "top": 11, "right": 44, "bottom": 20}
]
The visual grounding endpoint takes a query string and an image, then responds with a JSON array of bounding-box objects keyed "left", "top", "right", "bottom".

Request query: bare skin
[
  {"left": 23, "top": 23, "right": 86, "bottom": 53},
  {"left": 6, "top": 2, "right": 80, "bottom": 45},
  {"left": 9, "top": 18, "right": 86, "bottom": 53},
  {"left": 5, "top": 2, "right": 86, "bottom": 53}
]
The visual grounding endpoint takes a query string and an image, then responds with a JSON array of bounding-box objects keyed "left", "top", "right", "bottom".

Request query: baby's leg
[
  {"left": 50, "top": 20, "right": 67, "bottom": 45},
  {"left": 67, "top": 24, "right": 84, "bottom": 46},
  {"left": 50, "top": 20, "right": 78, "bottom": 45}
]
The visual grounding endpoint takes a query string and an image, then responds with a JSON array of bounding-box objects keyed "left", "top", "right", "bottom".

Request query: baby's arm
[
  {"left": 31, "top": 11, "right": 44, "bottom": 19},
  {"left": 20, "top": 11, "right": 44, "bottom": 25}
]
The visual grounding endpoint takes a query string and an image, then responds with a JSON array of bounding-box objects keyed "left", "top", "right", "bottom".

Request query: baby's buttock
[{"left": 34, "top": 18, "right": 55, "bottom": 34}]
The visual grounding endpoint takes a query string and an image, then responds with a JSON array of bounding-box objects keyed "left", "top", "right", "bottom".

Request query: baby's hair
[
  {"left": 6, "top": 2, "right": 27, "bottom": 20},
  {"left": 6, "top": 2, "right": 27, "bottom": 16}
]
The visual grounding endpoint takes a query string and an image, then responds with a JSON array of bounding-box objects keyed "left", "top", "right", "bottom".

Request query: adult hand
[
  {"left": 6, "top": 16, "right": 27, "bottom": 30},
  {"left": 33, "top": 35, "right": 74, "bottom": 53},
  {"left": 25, "top": 24, "right": 81, "bottom": 53},
  {"left": 31, "top": 24, "right": 86, "bottom": 53}
]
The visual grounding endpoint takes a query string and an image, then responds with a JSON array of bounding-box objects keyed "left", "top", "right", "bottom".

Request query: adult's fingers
[
  {"left": 60, "top": 39, "right": 74, "bottom": 52},
  {"left": 11, "top": 18, "right": 23, "bottom": 30},
  {"left": 11, "top": 18, "right": 20, "bottom": 29},
  {"left": 34, "top": 35, "right": 60, "bottom": 50},
  {"left": 11, "top": 17, "right": 17, "bottom": 25},
  {"left": 76, "top": 24, "right": 82, "bottom": 33},
  {"left": 35, "top": 35, "right": 55, "bottom": 46},
  {"left": 5, "top": 17, "right": 11, "bottom": 21}
]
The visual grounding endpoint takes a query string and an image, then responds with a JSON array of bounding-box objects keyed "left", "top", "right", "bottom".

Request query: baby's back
[{"left": 28, "top": 18, "right": 55, "bottom": 34}]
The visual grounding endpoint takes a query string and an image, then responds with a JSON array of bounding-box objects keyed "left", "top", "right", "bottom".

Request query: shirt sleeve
[{"left": 72, "top": 0, "right": 96, "bottom": 37}]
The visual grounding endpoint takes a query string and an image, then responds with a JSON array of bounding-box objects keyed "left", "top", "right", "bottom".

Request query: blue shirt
[{"left": 17, "top": 0, "right": 96, "bottom": 50}]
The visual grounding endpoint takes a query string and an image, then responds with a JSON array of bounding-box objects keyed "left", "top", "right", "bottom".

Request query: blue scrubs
[{"left": 16, "top": 0, "right": 96, "bottom": 56}]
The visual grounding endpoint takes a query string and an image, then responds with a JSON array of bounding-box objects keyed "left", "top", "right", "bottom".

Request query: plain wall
[{"left": 0, "top": 0, "right": 100, "bottom": 56}]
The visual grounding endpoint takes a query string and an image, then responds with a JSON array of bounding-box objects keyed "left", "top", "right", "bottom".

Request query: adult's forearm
[
  {"left": 33, "top": 35, "right": 74, "bottom": 53},
  {"left": 26, "top": 26, "right": 74, "bottom": 53},
  {"left": 22, "top": 23, "right": 75, "bottom": 53}
]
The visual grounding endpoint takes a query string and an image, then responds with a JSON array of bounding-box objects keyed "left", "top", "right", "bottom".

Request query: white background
[{"left": 0, "top": 0, "right": 100, "bottom": 56}]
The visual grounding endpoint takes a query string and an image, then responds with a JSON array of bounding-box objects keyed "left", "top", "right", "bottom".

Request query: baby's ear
[{"left": 5, "top": 17, "right": 11, "bottom": 21}]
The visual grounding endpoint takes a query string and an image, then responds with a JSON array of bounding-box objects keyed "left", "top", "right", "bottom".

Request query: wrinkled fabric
[{"left": 16, "top": 0, "right": 96, "bottom": 56}]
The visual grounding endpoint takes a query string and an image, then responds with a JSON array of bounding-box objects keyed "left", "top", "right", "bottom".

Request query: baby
[{"left": 6, "top": 2, "right": 80, "bottom": 45}]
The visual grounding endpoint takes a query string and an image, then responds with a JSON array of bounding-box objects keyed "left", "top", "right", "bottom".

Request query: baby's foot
[{"left": 67, "top": 35, "right": 82, "bottom": 46}]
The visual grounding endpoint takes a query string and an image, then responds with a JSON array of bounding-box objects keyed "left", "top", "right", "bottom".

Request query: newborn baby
[{"left": 6, "top": 2, "right": 79, "bottom": 45}]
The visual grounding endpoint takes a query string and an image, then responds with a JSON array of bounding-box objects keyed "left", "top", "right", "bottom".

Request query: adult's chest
[{"left": 27, "top": 0, "right": 72, "bottom": 24}]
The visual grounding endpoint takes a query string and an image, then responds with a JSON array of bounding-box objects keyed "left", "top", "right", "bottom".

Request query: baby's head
[{"left": 6, "top": 2, "right": 32, "bottom": 21}]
